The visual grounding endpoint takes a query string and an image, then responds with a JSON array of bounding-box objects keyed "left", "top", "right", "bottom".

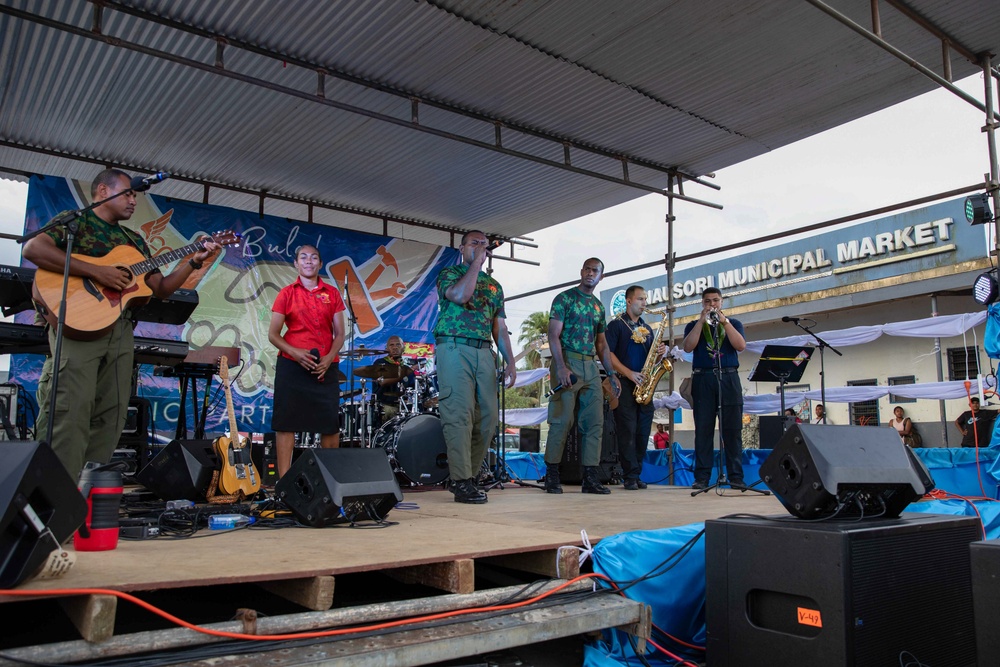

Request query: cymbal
[
  {"left": 341, "top": 348, "right": 387, "bottom": 358},
  {"left": 353, "top": 363, "right": 414, "bottom": 380},
  {"left": 339, "top": 387, "right": 364, "bottom": 399},
  {"left": 332, "top": 369, "right": 348, "bottom": 383}
]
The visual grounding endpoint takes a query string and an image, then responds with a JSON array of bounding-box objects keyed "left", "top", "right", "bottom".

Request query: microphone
[
  {"left": 545, "top": 374, "right": 578, "bottom": 397},
  {"left": 129, "top": 171, "right": 170, "bottom": 192},
  {"left": 487, "top": 239, "right": 504, "bottom": 252},
  {"left": 708, "top": 309, "right": 720, "bottom": 325},
  {"left": 781, "top": 316, "right": 800, "bottom": 323},
  {"left": 309, "top": 348, "right": 323, "bottom": 382}
]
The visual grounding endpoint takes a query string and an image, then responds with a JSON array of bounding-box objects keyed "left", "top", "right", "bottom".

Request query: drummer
[{"left": 373, "top": 335, "right": 414, "bottom": 424}]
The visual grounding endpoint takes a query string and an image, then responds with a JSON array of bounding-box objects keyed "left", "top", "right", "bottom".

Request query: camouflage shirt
[
  {"left": 44, "top": 209, "right": 156, "bottom": 265},
  {"left": 550, "top": 287, "right": 606, "bottom": 356},
  {"left": 433, "top": 264, "right": 505, "bottom": 341}
]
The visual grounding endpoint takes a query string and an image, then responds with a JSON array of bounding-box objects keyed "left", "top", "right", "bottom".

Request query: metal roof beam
[
  {"left": 94, "top": 0, "right": 722, "bottom": 193},
  {"left": 805, "top": 0, "right": 995, "bottom": 114},
  {"left": 0, "top": 4, "right": 722, "bottom": 211}
]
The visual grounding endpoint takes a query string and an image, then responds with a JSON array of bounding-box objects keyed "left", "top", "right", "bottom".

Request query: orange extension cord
[{"left": 0, "top": 572, "right": 706, "bottom": 665}]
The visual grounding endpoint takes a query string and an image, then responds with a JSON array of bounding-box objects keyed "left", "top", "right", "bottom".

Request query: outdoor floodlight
[
  {"left": 973, "top": 271, "right": 999, "bottom": 305},
  {"left": 965, "top": 194, "right": 994, "bottom": 225}
]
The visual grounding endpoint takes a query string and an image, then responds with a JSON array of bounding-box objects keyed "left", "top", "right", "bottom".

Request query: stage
[{"left": 0, "top": 483, "right": 782, "bottom": 664}]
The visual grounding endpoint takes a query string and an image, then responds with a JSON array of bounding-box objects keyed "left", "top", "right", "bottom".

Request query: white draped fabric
[
  {"left": 745, "top": 311, "right": 986, "bottom": 354},
  {"left": 512, "top": 367, "right": 548, "bottom": 389},
  {"left": 499, "top": 407, "right": 548, "bottom": 426}
]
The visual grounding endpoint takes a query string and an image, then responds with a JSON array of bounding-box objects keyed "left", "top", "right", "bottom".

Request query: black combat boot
[
  {"left": 544, "top": 465, "right": 563, "bottom": 494},
  {"left": 581, "top": 466, "right": 611, "bottom": 495},
  {"left": 453, "top": 478, "right": 488, "bottom": 504}
]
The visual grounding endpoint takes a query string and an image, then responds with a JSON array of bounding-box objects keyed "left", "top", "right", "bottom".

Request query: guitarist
[{"left": 23, "top": 168, "right": 221, "bottom": 479}]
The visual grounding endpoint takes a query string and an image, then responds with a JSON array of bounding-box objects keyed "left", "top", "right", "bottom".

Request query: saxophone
[{"left": 633, "top": 307, "right": 672, "bottom": 404}]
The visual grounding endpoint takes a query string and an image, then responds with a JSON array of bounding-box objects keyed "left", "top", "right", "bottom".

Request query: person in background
[
  {"left": 814, "top": 403, "right": 830, "bottom": 424},
  {"left": 784, "top": 408, "right": 802, "bottom": 423},
  {"left": 955, "top": 397, "right": 997, "bottom": 448},
  {"left": 653, "top": 422, "right": 670, "bottom": 450},
  {"left": 888, "top": 405, "right": 919, "bottom": 447}
]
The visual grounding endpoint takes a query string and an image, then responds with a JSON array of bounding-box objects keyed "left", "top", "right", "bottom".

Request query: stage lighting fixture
[
  {"left": 965, "top": 194, "right": 994, "bottom": 225},
  {"left": 973, "top": 271, "right": 999, "bottom": 305}
]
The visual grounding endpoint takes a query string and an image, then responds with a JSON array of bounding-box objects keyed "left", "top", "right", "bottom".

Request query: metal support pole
[
  {"left": 983, "top": 54, "right": 1000, "bottom": 257},
  {"left": 931, "top": 294, "right": 949, "bottom": 446},
  {"left": 665, "top": 176, "right": 677, "bottom": 475}
]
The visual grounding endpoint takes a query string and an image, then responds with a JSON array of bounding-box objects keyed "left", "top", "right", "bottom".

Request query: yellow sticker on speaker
[{"left": 797, "top": 607, "right": 822, "bottom": 628}]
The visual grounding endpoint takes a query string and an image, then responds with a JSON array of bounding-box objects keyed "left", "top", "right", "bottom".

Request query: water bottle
[{"left": 74, "top": 463, "right": 123, "bottom": 552}]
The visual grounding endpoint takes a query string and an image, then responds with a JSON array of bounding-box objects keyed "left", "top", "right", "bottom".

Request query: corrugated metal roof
[{"left": 0, "top": 0, "right": 996, "bottom": 241}]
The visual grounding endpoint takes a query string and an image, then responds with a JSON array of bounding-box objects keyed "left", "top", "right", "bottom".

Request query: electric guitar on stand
[
  {"left": 32, "top": 230, "right": 240, "bottom": 340},
  {"left": 214, "top": 355, "right": 261, "bottom": 497}
]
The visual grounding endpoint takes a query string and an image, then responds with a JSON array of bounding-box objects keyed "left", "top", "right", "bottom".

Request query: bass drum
[{"left": 373, "top": 413, "right": 449, "bottom": 486}]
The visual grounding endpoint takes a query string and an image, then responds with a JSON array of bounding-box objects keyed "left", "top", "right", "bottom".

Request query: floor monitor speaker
[
  {"left": 136, "top": 439, "right": 219, "bottom": 501},
  {"left": 275, "top": 448, "right": 402, "bottom": 527},
  {"left": 759, "top": 424, "right": 933, "bottom": 519},
  {"left": 0, "top": 442, "right": 87, "bottom": 587}
]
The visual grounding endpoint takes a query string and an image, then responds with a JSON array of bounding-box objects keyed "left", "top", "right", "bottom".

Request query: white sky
[{"left": 0, "top": 74, "right": 993, "bottom": 356}]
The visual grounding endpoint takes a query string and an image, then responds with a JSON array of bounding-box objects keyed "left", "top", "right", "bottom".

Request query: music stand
[{"left": 748, "top": 345, "right": 814, "bottom": 422}]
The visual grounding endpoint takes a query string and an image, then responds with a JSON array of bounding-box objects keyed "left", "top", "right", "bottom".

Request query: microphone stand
[
  {"left": 789, "top": 319, "right": 842, "bottom": 412},
  {"left": 19, "top": 185, "right": 151, "bottom": 452},
  {"left": 340, "top": 271, "right": 360, "bottom": 444}
]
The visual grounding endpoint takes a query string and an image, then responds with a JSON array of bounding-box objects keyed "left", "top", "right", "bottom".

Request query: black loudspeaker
[
  {"left": 275, "top": 448, "right": 402, "bottom": 527},
  {"left": 705, "top": 514, "right": 979, "bottom": 667},
  {"left": 558, "top": 402, "right": 620, "bottom": 484},
  {"left": 971, "top": 539, "right": 1000, "bottom": 666},
  {"left": 136, "top": 439, "right": 219, "bottom": 501},
  {"left": 757, "top": 415, "right": 787, "bottom": 449},
  {"left": 519, "top": 428, "right": 541, "bottom": 453},
  {"left": 759, "top": 424, "right": 934, "bottom": 519},
  {"left": 0, "top": 442, "right": 87, "bottom": 588}
]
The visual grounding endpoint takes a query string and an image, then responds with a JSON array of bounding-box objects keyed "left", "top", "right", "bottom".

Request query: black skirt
[{"left": 270, "top": 355, "right": 340, "bottom": 433}]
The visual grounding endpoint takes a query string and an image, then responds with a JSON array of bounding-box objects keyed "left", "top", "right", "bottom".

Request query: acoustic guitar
[
  {"left": 214, "top": 355, "right": 261, "bottom": 497},
  {"left": 32, "top": 230, "right": 240, "bottom": 340}
]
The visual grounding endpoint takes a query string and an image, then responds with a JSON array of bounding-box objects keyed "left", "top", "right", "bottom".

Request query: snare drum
[{"left": 373, "top": 413, "right": 449, "bottom": 486}]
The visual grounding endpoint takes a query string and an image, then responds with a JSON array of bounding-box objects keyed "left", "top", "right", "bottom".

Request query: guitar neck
[
  {"left": 127, "top": 239, "right": 207, "bottom": 277},
  {"left": 223, "top": 380, "right": 241, "bottom": 446}
]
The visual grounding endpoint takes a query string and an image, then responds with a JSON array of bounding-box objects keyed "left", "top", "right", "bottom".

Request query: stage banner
[{"left": 12, "top": 174, "right": 458, "bottom": 438}]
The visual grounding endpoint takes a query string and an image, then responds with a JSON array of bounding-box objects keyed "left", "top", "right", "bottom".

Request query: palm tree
[{"left": 518, "top": 311, "right": 550, "bottom": 369}]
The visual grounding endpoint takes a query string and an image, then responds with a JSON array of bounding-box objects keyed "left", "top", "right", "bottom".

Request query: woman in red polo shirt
[{"left": 268, "top": 244, "right": 346, "bottom": 478}]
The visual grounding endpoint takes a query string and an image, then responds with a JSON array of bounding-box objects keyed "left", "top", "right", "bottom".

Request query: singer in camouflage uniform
[
  {"left": 24, "top": 168, "right": 219, "bottom": 479},
  {"left": 434, "top": 230, "right": 516, "bottom": 504},
  {"left": 682, "top": 287, "right": 747, "bottom": 490},
  {"left": 543, "top": 258, "right": 621, "bottom": 495}
]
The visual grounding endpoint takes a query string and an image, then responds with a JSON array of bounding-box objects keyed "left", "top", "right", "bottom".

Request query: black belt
[
  {"left": 437, "top": 336, "right": 490, "bottom": 349},
  {"left": 692, "top": 367, "right": 738, "bottom": 374}
]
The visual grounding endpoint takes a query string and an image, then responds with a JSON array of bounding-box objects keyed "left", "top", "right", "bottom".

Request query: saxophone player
[{"left": 607, "top": 287, "right": 667, "bottom": 490}]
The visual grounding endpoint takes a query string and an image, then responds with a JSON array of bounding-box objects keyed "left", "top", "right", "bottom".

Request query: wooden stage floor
[{"left": 9, "top": 483, "right": 783, "bottom": 598}]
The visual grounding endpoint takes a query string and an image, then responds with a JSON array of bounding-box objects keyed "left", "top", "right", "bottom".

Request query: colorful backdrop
[{"left": 12, "top": 174, "right": 458, "bottom": 439}]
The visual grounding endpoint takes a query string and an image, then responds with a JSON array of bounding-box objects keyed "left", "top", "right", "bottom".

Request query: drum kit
[{"left": 327, "top": 347, "right": 448, "bottom": 487}]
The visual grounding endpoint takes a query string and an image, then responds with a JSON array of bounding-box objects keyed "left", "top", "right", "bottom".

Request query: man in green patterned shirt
[
  {"left": 544, "top": 258, "right": 621, "bottom": 494},
  {"left": 23, "top": 168, "right": 220, "bottom": 478},
  {"left": 433, "top": 230, "right": 516, "bottom": 504}
]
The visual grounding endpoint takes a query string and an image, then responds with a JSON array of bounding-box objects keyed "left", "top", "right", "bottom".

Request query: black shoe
[
  {"left": 636, "top": 480, "right": 648, "bottom": 489},
  {"left": 453, "top": 478, "right": 488, "bottom": 504},
  {"left": 623, "top": 479, "right": 639, "bottom": 491},
  {"left": 544, "top": 466, "right": 563, "bottom": 494},
  {"left": 582, "top": 467, "right": 611, "bottom": 495},
  {"left": 691, "top": 480, "right": 708, "bottom": 490},
  {"left": 729, "top": 480, "right": 747, "bottom": 491}
]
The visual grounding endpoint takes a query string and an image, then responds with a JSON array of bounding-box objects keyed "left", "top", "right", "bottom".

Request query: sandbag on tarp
[
  {"left": 584, "top": 523, "right": 707, "bottom": 667},
  {"left": 905, "top": 500, "right": 1000, "bottom": 538}
]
